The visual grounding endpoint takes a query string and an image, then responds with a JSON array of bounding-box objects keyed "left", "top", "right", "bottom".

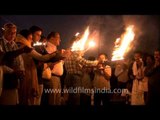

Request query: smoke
[
  {"left": 85, "top": 15, "right": 124, "bottom": 59},
  {"left": 122, "top": 15, "right": 160, "bottom": 55},
  {"left": 85, "top": 15, "right": 160, "bottom": 59}
]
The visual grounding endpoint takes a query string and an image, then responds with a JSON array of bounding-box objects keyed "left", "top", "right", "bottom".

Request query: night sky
[{"left": 0, "top": 15, "right": 160, "bottom": 59}]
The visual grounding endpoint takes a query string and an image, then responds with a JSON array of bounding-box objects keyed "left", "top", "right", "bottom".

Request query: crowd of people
[{"left": 0, "top": 23, "right": 160, "bottom": 106}]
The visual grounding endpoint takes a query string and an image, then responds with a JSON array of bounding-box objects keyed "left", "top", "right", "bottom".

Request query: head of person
[
  {"left": 98, "top": 53, "right": 108, "bottom": 63},
  {"left": 2, "top": 23, "right": 17, "bottom": 42},
  {"left": 40, "top": 36, "right": 47, "bottom": 43},
  {"left": 134, "top": 51, "right": 142, "bottom": 63},
  {"left": 19, "top": 29, "right": 33, "bottom": 43},
  {"left": 154, "top": 49, "right": 160, "bottom": 63},
  {"left": 16, "top": 29, "right": 33, "bottom": 48},
  {"left": 146, "top": 54, "right": 155, "bottom": 66},
  {"left": 29, "top": 26, "right": 42, "bottom": 42},
  {"left": 47, "top": 32, "right": 61, "bottom": 46}
]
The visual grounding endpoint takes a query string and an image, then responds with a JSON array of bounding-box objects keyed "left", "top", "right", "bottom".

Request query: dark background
[
  {"left": 1, "top": 15, "right": 160, "bottom": 59},
  {"left": 1, "top": 0, "right": 160, "bottom": 59}
]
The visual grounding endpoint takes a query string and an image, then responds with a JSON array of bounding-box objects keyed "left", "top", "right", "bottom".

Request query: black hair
[
  {"left": 19, "top": 29, "right": 32, "bottom": 39},
  {"left": 98, "top": 53, "right": 108, "bottom": 58},
  {"left": 146, "top": 54, "right": 155, "bottom": 61},
  {"left": 39, "top": 36, "right": 47, "bottom": 42},
  {"left": 133, "top": 51, "right": 142, "bottom": 58},
  {"left": 47, "top": 32, "right": 59, "bottom": 40},
  {"left": 29, "top": 26, "right": 43, "bottom": 34}
]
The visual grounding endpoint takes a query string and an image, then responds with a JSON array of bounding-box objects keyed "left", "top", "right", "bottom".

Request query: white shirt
[
  {"left": 45, "top": 42, "right": 57, "bottom": 54},
  {"left": 93, "top": 65, "right": 111, "bottom": 89},
  {"left": 45, "top": 42, "right": 63, "bottom": 76}
]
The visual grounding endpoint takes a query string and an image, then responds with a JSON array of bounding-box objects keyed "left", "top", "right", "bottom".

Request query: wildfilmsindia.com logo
[{"left": 43, "top": 87, "right": 130, "bottom": 94}]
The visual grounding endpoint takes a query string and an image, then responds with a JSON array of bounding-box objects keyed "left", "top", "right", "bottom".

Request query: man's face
[
  {"left": 50, "top": 33, "right": 61, "bottom": 46},
  {"left": 134, "top": 53, "right": 141, "bottom": 62},
  {"left": 154, "top": 51, "right": 160, "bottom": 62},
  {"left": 32, "top": 31, "right": 42, "bottom": 42},
  {"left": 4, "top": 27, "right": 17, "bottom": 42},
  {"left": 98, "top": 54, "right": 106, "bottom": 62}
]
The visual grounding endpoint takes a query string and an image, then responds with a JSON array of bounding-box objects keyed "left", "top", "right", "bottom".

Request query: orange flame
[
  {"left": 75, "top": 32, "right": 80, "bottom": 36},
  {"left": 89, "top": 41, "right": 95, "bottom": 47},
  {"left": 112, "top": 25, "right": 135, "bottom": 61},
  {"left": 71, "top": 27, "right": 89, "bottom": 51}
]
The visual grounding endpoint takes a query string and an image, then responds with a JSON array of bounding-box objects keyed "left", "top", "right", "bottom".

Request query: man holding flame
[{"left": 64, "top": 32, "right": 98, "bottom": 105}]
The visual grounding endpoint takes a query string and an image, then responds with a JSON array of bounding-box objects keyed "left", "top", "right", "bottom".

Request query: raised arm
[{"left": 76, "top": 56, "right": 98, "bottom": 66}]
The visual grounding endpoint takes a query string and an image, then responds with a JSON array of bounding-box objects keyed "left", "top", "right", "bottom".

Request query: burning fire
[
  {"left": 71, "top": 27, "right": 90, "bottom": 51},
  {"left": 75, "top": 32, "right": 80, "bottom": 37},
  {"left": 89, "top": 41, "right": 95, "bottom": 47},
  {"left": 33, "top": 41, "right": 46, "bottom": 46},
  {"left": 112, "top": 25, "right": 135, "bottom": 61},
  {"left": 83, "top": 40, "right": 96, "bottom": 53}
]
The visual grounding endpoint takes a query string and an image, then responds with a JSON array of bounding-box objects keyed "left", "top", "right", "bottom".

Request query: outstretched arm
[{"left": 0, "top": 46, "right": 33, "bottom": 65}]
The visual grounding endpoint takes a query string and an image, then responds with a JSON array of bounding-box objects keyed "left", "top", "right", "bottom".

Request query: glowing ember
[
  {"left": 84, "top": 40, "right": 96, "bottom": 53},
  {"left": 75, "top": 32, "right": 80, "bottom": 36},
  {"left": 33, "top": 41, "right": 46, "bottom": 46},
  {"left": 89, "top": 41, "right": 95, "bottom": 47},
  {"left": 112, "top": 25, "right": 135, "bottom": 61},
  {"left": 71, "top": 27, "right": 89, "bottom": 51}
]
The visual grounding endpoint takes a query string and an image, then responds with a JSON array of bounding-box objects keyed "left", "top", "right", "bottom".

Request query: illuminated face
[
  {"left": 32, "top": 31, "right": 42, "bottom": 42},
  {"left": 4, "top": 27, "right": 17, "bottom": 42},
  {"left": 134, "top": 53, "right": 141, "bottom": 62},
  {"left": 98, "top": 54, "right": 106, "bottom": 62}
]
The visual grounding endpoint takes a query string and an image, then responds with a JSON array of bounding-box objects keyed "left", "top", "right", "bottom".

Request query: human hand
[{"left": 58, "top": 49, "right": 72, "bottom": 58}]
